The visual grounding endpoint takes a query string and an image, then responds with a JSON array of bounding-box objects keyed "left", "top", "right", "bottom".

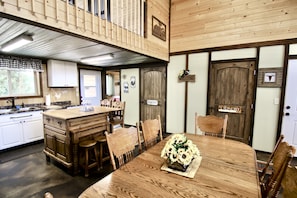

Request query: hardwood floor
[{"left": 0, "top": 142, "right": 113, "bottom": 198}]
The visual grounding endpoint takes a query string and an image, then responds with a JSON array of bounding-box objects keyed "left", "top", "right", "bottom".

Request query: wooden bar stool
[
  {"left": 79, "top": 140, "right": 99, "bottom": 177},
  {"left": 94, "top": 136, "right": 110, "bottom": 169}
]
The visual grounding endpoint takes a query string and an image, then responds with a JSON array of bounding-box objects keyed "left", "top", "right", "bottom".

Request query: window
[{"left": 0, "top": 69, "right": 41, "bottom": 97}]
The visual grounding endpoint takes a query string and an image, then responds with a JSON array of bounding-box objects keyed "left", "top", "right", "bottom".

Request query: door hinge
[
  {"left": 251, "top": 104, "right": 254, "bottom": 109},
  {"left": 253, "top": 70, "right": 257, "bottom": 76}
]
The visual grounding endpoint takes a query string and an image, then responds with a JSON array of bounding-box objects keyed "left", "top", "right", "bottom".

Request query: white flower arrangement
[{"left": 161, "top": 134, "right": 200, "bottom": 166}]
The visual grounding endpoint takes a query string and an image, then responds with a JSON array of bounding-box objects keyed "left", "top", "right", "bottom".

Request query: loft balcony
[{"left": 0, "top": 0, "right": 169, "bottom": 63}]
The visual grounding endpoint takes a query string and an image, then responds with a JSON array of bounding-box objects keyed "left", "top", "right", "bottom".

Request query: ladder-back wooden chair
[
  {"left": 109, "top": 101, "right": 125, "bottom": 132},
  {"left": 258, "top": 134, "right": 285, "bottom": 182},
  {"left": 260, "top": 141, "right": 296, "bottom": 197},
  {"left": 195, "top": 113, "right": 228, "bottom": 138},
  {"left": 105, "top": 127, "right": 139, "bottom": 170},
  {"left": 140, "top": 115, "right": 163, "bottom": 150},
  {"left": 281, "top": 165, "right": 297, "bottom": 198}
]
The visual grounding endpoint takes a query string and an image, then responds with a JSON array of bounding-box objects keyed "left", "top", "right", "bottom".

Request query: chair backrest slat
[
  {"left": 140, "top": 115, "right": 163, "bottom": 149},
  {"left": 258, "top": 135, "right": 285, "bottom": 183},
  {"left": 195, "top": 113, "right": 228, "bottom": 138},
  {"left": 105, "top": 127, "right": 139, "bottom": 170},
  {"left": 260, "top": 141, "right": 296, "bottom": 197},
  {"left": 281, "top": 165, "right": 297, "bottom": 198}
]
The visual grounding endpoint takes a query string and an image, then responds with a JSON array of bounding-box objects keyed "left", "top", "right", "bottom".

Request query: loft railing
[
  {"left": 65, "top": 0, "right": 146, "bottom": 36},
  {"left": 1, "top": 0, "right": 169, "bottom": 61},
  {"left": 9, "top": 0, "right": 147, "bottom": 50}
]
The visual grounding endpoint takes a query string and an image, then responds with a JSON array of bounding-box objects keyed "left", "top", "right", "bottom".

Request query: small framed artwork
[
  {"left": 258, "top": 68, "right": 283, "bottom": 87},
  {"left": 152, "top": 16, "right": 166, "bottom": 41}
]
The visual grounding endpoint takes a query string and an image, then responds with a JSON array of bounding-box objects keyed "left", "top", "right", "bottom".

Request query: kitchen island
[{"left": 42, "top": 106, "right": 117, "bottom": 174}]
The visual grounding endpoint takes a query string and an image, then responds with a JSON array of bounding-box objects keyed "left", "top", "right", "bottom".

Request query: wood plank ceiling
[{"left": 0, "top": 17, "right": 161, "bottom": 67}]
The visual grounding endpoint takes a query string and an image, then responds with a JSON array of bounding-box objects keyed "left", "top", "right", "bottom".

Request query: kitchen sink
[
  {"left": 0, "top": 109, "right": 12, "bottom": 114},
  {"left": 18, "top": 107, "right": 31, "bottom": 111}
]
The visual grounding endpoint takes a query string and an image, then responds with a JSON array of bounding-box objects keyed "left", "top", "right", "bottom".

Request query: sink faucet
[{"left": 7, "top": 97, "right": 16, "bottom": 109}]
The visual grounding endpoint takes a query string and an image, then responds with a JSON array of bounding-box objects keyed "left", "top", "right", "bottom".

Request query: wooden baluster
[
  {"left": 31, "top": 0, "right": 35, "bottom": 15},
  {"left": 98, "top": 0, "right": 102, "bottom": 35},
  {"left": 75, "top": 1, "right": 78, "bottom": 28},
  {"left": 120, "top": 1, "right": 124, "bottom": 43},
  {"left": 16, "top": 0, "right": 20, "bottom": 10},
  {"left": 104, "top": 0, "right": 108, "bottom": 37},
  {"left": 44, "top": 0, "right": 47, "bottom": 19},
  {"left": 55, "top": 0, "right": 59, "bottom": 21},
  {"left": 110, "top": 1, "right": 115, "bottom": 39},
  {"left": 66, "top": 0, "right": 69, "bottom": 25},
  {"left": 91, "top": 0, "right": 94, "bottom": 34},
  {"left": 116, "top": 0, "right": 119, "bottom": 41},
  {"left": 84, "top": 0, "right": 87, "bottom": 31}
]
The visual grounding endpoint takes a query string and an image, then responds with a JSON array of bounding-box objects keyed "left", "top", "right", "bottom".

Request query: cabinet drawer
[
  {"left": 43, "top": 116, "right": 66, "bottom": 130},
  {"left": 44, "top": 125, "right": 66, "bottom": 136}
]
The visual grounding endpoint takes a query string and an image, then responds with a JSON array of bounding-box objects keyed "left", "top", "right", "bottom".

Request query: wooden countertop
[
  {"left": 79, "top": 134, "right": 261, "bottom": 198},
  {"left": 42, "top": 106, "right": 118, "bottom": 120}
]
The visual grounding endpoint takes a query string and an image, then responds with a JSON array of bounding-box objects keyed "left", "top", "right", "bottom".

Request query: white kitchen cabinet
[
  {"left": 0, "top": 121, "right": 23, "bottom": 150},
  {"left": 0, "top": 111, "right": 43, "bottom": 150},
  {"left": 47, "top": 59, "right": 78, "bottom": 87}
]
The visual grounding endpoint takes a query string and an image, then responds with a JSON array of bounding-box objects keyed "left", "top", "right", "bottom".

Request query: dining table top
[{"left": 79, "top": 133, "right": 261, "bottom": 198}]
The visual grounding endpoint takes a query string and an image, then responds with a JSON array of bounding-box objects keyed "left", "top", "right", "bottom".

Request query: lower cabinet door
[
  {"left": 0, "top": 122, "right": 23, "bottom": 150},
  {"left": 44, "top": 128, "right": 70, "bottom": 163},
  {"left": 23, "top": 118, "right": 44, "bottom": 143}
]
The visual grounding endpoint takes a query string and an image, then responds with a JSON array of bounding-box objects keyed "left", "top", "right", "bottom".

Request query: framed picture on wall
[
  {"left": 152, "top": 16, "right": 166, "bottom": 41},
  {"left": 257, "top": 68, "right": 283, "bottom": 87}
]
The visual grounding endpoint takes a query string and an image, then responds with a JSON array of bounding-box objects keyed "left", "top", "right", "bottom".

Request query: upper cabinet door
[{"left": 47, "top": 60, "right": 78, "bottom": 87}]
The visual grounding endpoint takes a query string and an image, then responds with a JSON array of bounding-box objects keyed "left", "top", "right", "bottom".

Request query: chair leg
[
  {"left": 99, "top": 143, "right": 103, "bottom": 168},
  {"left": 85, "top": 148, "right": 89, "bottom": 177},
  {"left": 94, "top": 145, "right": 100, "bottom": 170}
]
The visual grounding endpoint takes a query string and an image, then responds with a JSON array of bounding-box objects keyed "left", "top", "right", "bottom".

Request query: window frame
[{"left": 0, "top": 69, "right": 43, "bottom": 98}]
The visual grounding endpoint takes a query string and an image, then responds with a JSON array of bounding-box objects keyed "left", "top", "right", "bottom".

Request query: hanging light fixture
[
  {"left": 1, "top": 35, "right": 33, "bottom": 52},
  {"left": 80, "top": 53, "right": 114, "bottom": 63}
]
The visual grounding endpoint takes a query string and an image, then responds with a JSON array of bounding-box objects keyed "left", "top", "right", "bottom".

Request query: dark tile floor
[
  {"left": 0, "top": 141, "right": 113, "bottom": 198},
  {"left": 1, "top": 141, "right": 296, "bottom": 198}
]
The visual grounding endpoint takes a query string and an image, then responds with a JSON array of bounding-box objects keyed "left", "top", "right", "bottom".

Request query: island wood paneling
[
  {"left": 170, "top": 0, "right": 297, "bottom": 53},
  {"left": 0, "top": 0, "right": 169, "bottom": 62}
]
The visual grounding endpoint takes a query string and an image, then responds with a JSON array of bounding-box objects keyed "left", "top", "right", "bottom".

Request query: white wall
[
  {"left": 252, "top": 45, "right": 285, "bottom": 152},
  {"left": 121, "top": 68, "right": 140, "bottom": 126},
  {"left": 167, "top": 55, "right": 186, "bottom": 133},
  {"left": 168, "top": 46, "right": 287, "bottom": 153},
  {"left": 186, "top": 53, "right": 209, "bottom": 134}
]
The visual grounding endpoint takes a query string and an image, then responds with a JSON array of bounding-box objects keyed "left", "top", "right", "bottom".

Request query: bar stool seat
[
  {"left": 94, "top": 136, "right": 110, "bottom": 168},
  {"left": 79, "top": 140, "right": 99, "bottom": 177}
]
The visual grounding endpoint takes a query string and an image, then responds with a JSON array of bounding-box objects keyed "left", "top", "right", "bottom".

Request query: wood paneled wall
[
  {"left": 0, "top": 0, "right": 169, "bottom": 61},
  {"left": 170, "top": 0, "right": 297, "bottom": 53}
]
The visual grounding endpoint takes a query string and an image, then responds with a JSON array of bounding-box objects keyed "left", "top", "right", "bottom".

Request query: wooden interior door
[
  {"left": 140, "top": 66, "right": 166, "bottom": 132},
  {"left": 208, "top": 60, "right": 256, "bottom": 144}
]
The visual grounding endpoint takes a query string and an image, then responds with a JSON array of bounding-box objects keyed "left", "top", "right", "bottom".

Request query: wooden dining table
[{"left": 79, "top": 134, "right": 261, "bottom": 197}]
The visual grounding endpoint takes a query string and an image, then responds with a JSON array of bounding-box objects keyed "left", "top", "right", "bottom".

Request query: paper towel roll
[{"left": 46, "top": 94, "right": 51, "bottom": 106}]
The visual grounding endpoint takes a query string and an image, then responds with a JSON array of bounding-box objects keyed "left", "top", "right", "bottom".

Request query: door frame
[
  {"left": 207, "top": 58, "right": 258, "bottom": 145},
  {"left": 277, "top": 46, "right": 295, "bottom": 140},
  {"left": 140, "top": 64, "right": 167, "bottom": 133}
]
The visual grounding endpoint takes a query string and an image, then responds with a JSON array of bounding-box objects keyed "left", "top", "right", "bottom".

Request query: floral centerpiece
[{"left": 161, "top": 134, "right": 200, "bottom": 172}]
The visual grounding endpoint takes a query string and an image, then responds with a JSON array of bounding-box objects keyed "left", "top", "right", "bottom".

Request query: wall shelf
[{"left": 178, "top": 75, "right": 196, "bottom": 82}]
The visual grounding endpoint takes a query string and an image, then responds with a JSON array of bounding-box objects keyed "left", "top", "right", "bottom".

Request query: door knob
[
  {"left": 285, "top": 112, "right": 290, "bottom": 116},
  {"left": 286, "top": 106, "right": 291, "bottom": 109}
]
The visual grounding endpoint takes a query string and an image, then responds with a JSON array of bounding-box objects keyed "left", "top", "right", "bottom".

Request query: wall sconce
[
  {"left": 81, "top": 53, "right": 114, "bottom": 63},
  {"left": 1, "top": 35, "right": 33, "bottom": 52}
]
